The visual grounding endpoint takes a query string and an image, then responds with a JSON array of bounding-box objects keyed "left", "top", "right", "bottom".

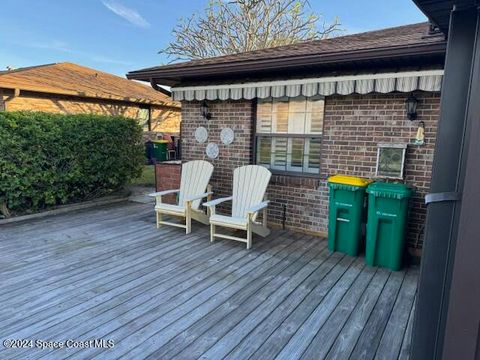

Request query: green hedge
[{"left": 0, "top": 111, "right": 144, "bottom": 217}]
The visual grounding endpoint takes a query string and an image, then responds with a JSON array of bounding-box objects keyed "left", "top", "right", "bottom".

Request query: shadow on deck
[{"left": 0, "top": 201, "right": 417, "bottom": 359}]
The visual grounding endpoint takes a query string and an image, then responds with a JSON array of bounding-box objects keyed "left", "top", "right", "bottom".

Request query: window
[
  {"left": 137, "top": 107, "right": 151, "bottom": 131},
  {"left": 376, "top": 143, "right": 407, "bottom": 179},
  {"left": 255, "top": 97, "right": 324, "bottom": 175}
]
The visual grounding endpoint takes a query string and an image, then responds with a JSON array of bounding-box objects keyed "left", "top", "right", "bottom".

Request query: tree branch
[{"left": 159, "top": 0, "right": 342, "bottom": 62}]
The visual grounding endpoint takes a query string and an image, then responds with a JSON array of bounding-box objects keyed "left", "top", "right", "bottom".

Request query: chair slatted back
[
  {"left": 178, "top": 160, "right": 214, "bottom": 210},
  {"left": 232, "top": 165, "right": 271, "bottom": 219}
]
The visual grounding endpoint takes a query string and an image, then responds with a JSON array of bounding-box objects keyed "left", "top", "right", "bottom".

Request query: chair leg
[
  {"left": 156, "top": 212, "right": 162, "bottom": 229},
  {"left": 210, "top": 224, "right": 215, "bottom": 243},
  {"left": 186, "top": 214, "right": 192, "bottom": 234},
  {"left": 247, "top": 225, "right": 252, "bottom": 250},
  {"left": 185, "top": 202, "right": 192, "bottom": 234},
  {"left": 263, "top": 207, "right": 268, "bottom": 229}
]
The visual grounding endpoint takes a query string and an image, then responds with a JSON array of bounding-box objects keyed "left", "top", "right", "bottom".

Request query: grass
[{"left": 130, "top": 165, "right": 155, "bottom": 186}]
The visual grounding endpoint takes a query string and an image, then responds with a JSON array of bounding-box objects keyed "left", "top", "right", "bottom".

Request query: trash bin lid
[
  {"left": 328, "top": 175, "right": 371, "bottom": 187},
  {"left": 367, "top": 182, "right": 413, "bottom": 199}
]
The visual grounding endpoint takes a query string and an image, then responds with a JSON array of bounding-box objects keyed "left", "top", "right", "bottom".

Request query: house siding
[
  {"left": 180, "top": 92, "right": 440, "bottom": 256},
  {"left": 150, "top": 107, "right": 181, "bottom": 134},
  {"left": 1, "top": 91, "right": 181, "bottom": 133}
]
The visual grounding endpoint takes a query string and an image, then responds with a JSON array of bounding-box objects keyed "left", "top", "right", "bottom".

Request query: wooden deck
[{"left": 0, "top": 201, "right": 417, "bottom": 360}]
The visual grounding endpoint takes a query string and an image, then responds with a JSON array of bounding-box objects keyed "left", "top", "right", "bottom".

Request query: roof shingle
[
  {"left": 0, "top": 62, "right": 179, "bottom": 107},
  {"left": 130, "top": 22, "right": 445, "bottom": 75}
]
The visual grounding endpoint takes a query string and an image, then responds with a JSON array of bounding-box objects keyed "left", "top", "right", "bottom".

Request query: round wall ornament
[
  {"left": 194, "top": 126, "right": 208, "bottom": 143},
  {"left": 205, "top": 143, "right": 219, "bottom": 159},
  {"left": 220, "top": 127, "right": 235, "bottom": 145}
]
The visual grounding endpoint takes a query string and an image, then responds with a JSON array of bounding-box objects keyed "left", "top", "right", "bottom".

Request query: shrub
[{"left": 0, "top": 111, "right": 144, "bottom": 216}]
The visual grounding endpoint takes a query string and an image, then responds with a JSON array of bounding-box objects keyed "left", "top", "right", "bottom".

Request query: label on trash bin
[
  {"left": 376, "top": 211, "right": 397, "bottom": 218},
  {"left": 335, "top": 202, "right": 353, "bottom": 207}
]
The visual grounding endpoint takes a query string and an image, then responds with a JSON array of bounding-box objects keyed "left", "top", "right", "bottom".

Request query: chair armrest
[
  {"left": 148, "top": 189, "right": 180, "bottom": 197},
  {"left": 184, "top": 192, "right": 213, "bottom": 202},
  {"left": 203, "top": 196, "right": 233, "bottom": 207},
  {"left": 247, "top": 200, "right": 270, "bottom": 214}
]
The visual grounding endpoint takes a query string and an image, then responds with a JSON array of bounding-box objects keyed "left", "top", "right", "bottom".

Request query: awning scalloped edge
[{"left": 172, "top": 70, "right": 444, "bottom": 101}]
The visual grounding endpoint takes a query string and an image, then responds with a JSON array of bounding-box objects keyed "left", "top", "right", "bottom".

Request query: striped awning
[{"left": 172, "top": 70, "right": 444, "bottom": 101}]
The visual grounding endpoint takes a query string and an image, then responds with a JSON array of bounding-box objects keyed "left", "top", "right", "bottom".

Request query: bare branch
[{"left": 160, "top": 0, "right": 342, "bottom": 62}]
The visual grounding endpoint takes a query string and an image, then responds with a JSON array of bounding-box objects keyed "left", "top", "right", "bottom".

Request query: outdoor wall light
[
  {"left": 405, "top": 94, "right": 418, "bottom": 120},
  {"left": 201, "top": 100, "right": 212, "bottom": 120}
]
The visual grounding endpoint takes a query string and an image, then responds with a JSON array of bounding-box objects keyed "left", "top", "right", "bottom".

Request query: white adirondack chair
[
  {"left": 149, "top": 160, "right": 214, "bottom": 234},
  {"left": 203, "top": 165, "right": 272, "bottom": 249}
]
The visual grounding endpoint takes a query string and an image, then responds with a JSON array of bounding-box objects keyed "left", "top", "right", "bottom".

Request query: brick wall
[
  {"left": 155, "top": 162, "right": 182, "bottom": 204},
  {"left": 180, "top": 92, "right": 440, "bottom": 255},
  {"left": 321, "top": 93, "right": 440, "bottom": 255},
  {"left": 181, "top": 101, "right": 254, "bottom": 213}
]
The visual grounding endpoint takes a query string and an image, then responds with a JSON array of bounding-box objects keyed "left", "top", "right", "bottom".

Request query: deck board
[
  {"left": 299, "top": 265, "right": 377, "bottom": 359},
  {"left": 0, "top": 201, "right": 418, "bottom": 360},
  {"left": 189, "top": 240, "right": 331, "bottom": 360},
  {"left": 349, "top": 270, "right": 406, "bottom": 360},
  {"left": 223, "top": 251, "right": 345, "bottom": 360},
  {"left": 144, "top": 235, "right": 328, "bottom": 360},
  {"left": 375, "top": 270, "right": 418, "bottom": 360}
]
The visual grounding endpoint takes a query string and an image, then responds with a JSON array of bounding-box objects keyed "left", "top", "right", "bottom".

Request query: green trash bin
[
  {"left": 328, "top": 175, "right": 371, "bottom": 256},
  {"left": 365, "top": 182, "right": 413, "bottom": 271},
  {"left": 152, "top": 140, "right": 169, "bottom": 162}
]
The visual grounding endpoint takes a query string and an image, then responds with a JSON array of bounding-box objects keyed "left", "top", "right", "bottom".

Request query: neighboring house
[
  {"left": 128, "top": 22, "right": 447, "bottom": 260},
  {"left": 0, "top": 62, "right": 181, "bottom": 135}
]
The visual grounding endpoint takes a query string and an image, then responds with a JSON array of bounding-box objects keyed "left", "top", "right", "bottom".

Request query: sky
[{"left": 0, "top": 0, "right": 427, "bottom": 78}]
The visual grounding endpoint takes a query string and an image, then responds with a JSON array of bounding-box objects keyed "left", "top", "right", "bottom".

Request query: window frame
[
  {"left": 375, "top": 143, "right": 408, "bottom": 179},
  {"left": 253, "top": 97, "right": 324, "bottom": 178}
]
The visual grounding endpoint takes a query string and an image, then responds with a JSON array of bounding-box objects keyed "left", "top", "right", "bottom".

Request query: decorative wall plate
[
  {"left": 194, "top": 126, "right": 208, "bottom": 143},
  {"left": 206, "top": 143, "right": 219, "bottom": 159},
  {"left": 220, "top": 127, "right": 235, "bottom": 145}
]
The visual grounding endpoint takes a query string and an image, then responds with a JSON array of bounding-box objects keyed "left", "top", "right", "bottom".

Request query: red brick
[{"left": 181, "top": 92, "right": 440, "bottom": 253}]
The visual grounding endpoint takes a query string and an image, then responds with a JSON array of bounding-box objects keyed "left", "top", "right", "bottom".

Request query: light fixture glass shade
[
  {"left": 406, "top": 95, "right": 418, "bottom": 120},
  {"left": 201, "top": 100, "right": 211, "bottom": 120}
]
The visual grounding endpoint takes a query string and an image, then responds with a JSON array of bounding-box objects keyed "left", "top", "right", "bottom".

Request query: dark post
[
  {"left": 442, "top": 8, "right": 480, "bottom": 359},
  {"left": 411, "top": 7, "right": 479, "bottom": 359}
]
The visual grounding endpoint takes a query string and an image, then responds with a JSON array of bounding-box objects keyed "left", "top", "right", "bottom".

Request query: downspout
[{"left": 150, "top": 79, "right": 172, "bottom": 97}]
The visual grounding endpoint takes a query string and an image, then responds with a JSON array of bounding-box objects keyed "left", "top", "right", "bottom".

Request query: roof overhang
[
  {"left": 0, "top": 83, "right": 177, "bottom": 108},
  {"left": 127, "top": 42, "right": 447, "bottom": 87},
  {"left": 412, "top": 0, "right": 479, "bottom": 33}
]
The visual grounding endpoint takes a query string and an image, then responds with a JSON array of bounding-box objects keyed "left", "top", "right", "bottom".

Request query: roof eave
[
  {"left": 412, "top": 0, "right": 479, "bottom": 33},
  {"left": 127, "top": 42, "right": 447, "bottom": 85},
  {"left": 0, "top": 84, "right": 179, "bottom": 108}
]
